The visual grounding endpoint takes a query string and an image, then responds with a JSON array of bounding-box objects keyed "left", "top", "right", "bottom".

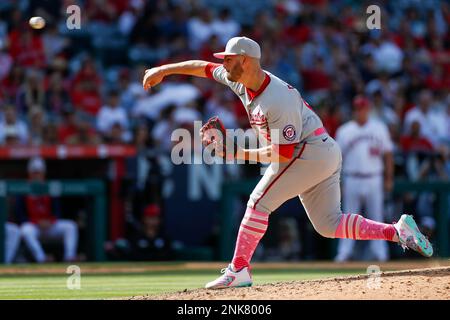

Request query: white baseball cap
[{"left": 213, "top": 36, "right": 261, "bottom": 59}]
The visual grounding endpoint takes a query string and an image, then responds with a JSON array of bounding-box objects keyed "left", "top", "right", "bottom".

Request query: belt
[{"left": 292, "top": 127, "right": 327, "bottom": 157}]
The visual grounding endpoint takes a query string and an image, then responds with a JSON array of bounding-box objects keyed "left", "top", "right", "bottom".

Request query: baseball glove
[{"left": 200, "top": 116, "right": 237, "bottom": 159}]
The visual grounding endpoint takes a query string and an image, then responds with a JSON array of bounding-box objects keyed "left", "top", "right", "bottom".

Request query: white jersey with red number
[
  {"left": 206, "top": 63, "right": 324, "bottom": 158},
  {"left": 336, "top": 119, "right": 393, "bottom": 175}
]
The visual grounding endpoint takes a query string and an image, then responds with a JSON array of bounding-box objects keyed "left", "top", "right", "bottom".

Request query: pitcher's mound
[{"left": 136, "top": 266, "right": 450, "bottom": 300}]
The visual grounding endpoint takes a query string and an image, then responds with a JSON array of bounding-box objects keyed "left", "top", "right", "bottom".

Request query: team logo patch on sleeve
[{"left": 283, "top": 125, "right": 296, "bottom": 141}]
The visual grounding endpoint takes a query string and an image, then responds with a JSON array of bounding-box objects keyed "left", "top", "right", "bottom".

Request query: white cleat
[
  {"left": 205, "top": 265, "right": 253, "bottom": 289},
  {"left": 394, "top": 214, "right": 433, "bottom": 258}
]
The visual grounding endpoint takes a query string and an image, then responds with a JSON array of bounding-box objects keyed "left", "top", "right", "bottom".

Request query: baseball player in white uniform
[
  {"left": 5, "top": 222, "right": 21, "bottom": 264},
  {"left": 20, "top": 157, "right": 79, "bottom": 263},
  {"left": 142, "top": 36, "right": 433, "bottom": 289},
  {"left": 334, "top": 96, "right": 394, "bottom": 262}
]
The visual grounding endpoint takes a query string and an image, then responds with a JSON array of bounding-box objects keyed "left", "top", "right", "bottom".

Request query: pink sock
[
  {"left": 334, "top": 214, "right": 398, "bottom": 241},
  {"left": 231, "top": 207, "right": 269, "bottom": 271}
]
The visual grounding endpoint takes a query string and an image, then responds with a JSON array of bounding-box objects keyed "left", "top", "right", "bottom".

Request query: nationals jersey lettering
[{"left": 208, "top": 64, "right": 324, "bottom": 146}]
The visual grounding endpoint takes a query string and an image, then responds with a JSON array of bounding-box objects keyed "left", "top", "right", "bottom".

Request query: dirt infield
[
  {"left": 1, "top": 260, "right": 449, "bottom": 300},
  {"left": 136, "top": 265, "right": 450, "bottom": 300}
]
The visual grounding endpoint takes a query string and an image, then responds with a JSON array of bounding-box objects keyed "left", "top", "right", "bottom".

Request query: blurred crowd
[
  {"left": 0, "top": 0, "right": 448, "bottom": 171},
  {"left": 0, "top": 0, "right": 449, "bottom": 262}
]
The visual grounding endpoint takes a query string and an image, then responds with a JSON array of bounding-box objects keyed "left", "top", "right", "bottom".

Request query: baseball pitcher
[{"left": 142, "top": 36, "right": 433, "bottom": 289}]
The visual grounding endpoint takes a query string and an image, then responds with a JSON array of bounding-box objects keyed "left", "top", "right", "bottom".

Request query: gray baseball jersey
[
  {"left": 206, "top": 63, "right": 344, "bottom": 238},
  {"left": 207, "top": 64, "right": 324, "bottom": 149}
]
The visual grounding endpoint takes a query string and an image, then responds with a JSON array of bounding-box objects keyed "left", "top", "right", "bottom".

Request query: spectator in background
[
  {"left": 45, "top": 72, "right": 71, "bottom": 118},
  {"left": 71, "top": 57, "right": 102, "bottom": 117},
  {"left": 0, "top": 39, "right": 12, "bottom": 82},
  {"left": 187, "top": 8, "right": 214, "bottom": 51},
  {"left": 0, "top": 105, "right": 29, "bottom": 145},
  {"left": 118, "top": 0, "right": 145, "bottom": 37},
  {"left": 372, "top": 33, "right": 404, "bottom": 75},
  {"left": 369, "top": 89, "right": 399, "bottom": 127},
  {"left": 204, "top": 88, "right": 238, "bottom": 129},
  {"left": 199, "top": 34, "right": 222, "bottom": 61},
  {"left": 1, "top": 65, "right": 24, "bottom": 105},
  {"left": 85, "top": 0, "right": 120, "bottom": 23},
  {"left": 404, "top": 89, "right": 446, "bottom": 147},
  {"left": 125, "top": 123, "right": 163, "bottom": 221},
  {"left": 8, "top": 25, "right": 46, "bottom": 69},
  {"left": 65, "top": 114, "right": 101, "bottom": 145},
  {"left": 443, "top": 95, "right": 450, "bottom": 147},
  {"left": 1, "top": 126, "right": 21, "bottom": 147},
  {"left": 71, "top": 78, "right": 102, "bottom": 118},
  {"left": 316, "top": 103, "right": 342, "bottom": 139},
  {"left": 401, "top": 120, "right": 448, "bottom": 181},
  {"left": 16, "top": 69, "right": 45, "bottom": 116},
  {"left": 57, "top": 107, "right": 78, "bottom": 144},
  {"left": 20, "top": 157, "right": 79, "bottom": 263},
  {"left": 96, "top": 89, "right": 131, "bottom": 142},
  {"left": 300, "top": 56, "right": 332, "bottom": 104},
  {"left": 211, "top": 8, "right": 241, "bottom": 46},
  {"left": 117, "top": 67, "right": 146, "bottom": 114},
  {"left": 28, "top": 106, "right": 46, "bottom": 146},
  {"left": 152, "top": 104, "right": 177, "bottom": 153},
  {"left": 399, "top": 120, "right": 446, "bottom": 243},
  {"left": 4, "top": 222, "right": 21, "bottom": 264},
  {"left": 173, "top": 98, "right": 202, "bottom": 127},
  {"left": 425, "top": 64, "right": 450, "bottom": 93},
  {"left": 126, "top": 123, "right": 151, "bottom": 211},
  {"left": 41, "top": 24, "right": 70, "bottom": 64},
  {"left": 365, "top": 71, "right": 399, "bottom": 105},
  {"left": 103, "top": 122, "right": 128, "bottom": 144},
  {"left": 42, "top": 122, "right": 59, "bottom": 146}
]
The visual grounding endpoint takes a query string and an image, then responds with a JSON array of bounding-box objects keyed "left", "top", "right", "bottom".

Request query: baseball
[{"left": 29, "top": 16, "right": 46, "bottom": 29}]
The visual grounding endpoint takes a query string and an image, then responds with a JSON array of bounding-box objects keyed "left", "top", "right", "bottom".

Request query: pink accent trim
[
  {"left": 345, "top": 214, "right": 350, "bottom": 238},
  {"left": 303, "top": 99, "right": 314, "bottom": 110},
  {"left": 335, "top": 215, "right": 345, "bottom": 238},
  {"left": 313, "top": 127, "right": 326, "bottom": 136},
  {"left": 242, "top": 224, "right": 266, "bottom": 234},
  {"left": 233, "top": 257, "right": 248, "bottom": 270},
  {"left": 246, "top": 207, "right": 269, "bottom": 217},
  {"left": 383, "top": 226, "right": 396, "bottom": 241},
  {"left": 248, "top": 217, "right": 269, "bottom": 225},
  {"left": 205, "top": 63, "right": 221, "bottom": 79},
  {"left": 239, "top": 227, "right": 263, "bottom": 236},
  {"left": 352, "top": 214, "right": 358, "bottom": 240},
  {"left": 246, "top": 73, "right": 271, "bottom": 101}
]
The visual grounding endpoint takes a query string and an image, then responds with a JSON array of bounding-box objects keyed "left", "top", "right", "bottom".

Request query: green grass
[{"left": 0, "top": 263, "right": 363, "bottom": 300}]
